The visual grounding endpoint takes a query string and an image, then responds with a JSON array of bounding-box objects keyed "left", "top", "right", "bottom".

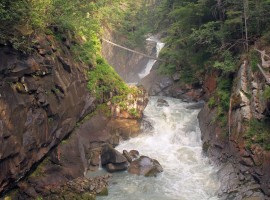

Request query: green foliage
[
  {"left": 246, "top": 119, "right": 270, "bottom": 150},
  {"left": 111, "top": 1, "right": 158, "bottom": 49},
  {"left": 156, "top": 0, "right": 270, "bottom": 84},
  {"left": 208, "top": 96, "right": 216, "bottom": 108},
  {"left": 263, "top": 85, "right": 270, "bottom": 100},
  {"left": 210, "top": 77, "right": 232, "bottom": 128},
  {"left": 213, "top": 51, "right": 237, "bottom": 73},
  {"left": 249, "top": 49, "right": 261, "bottom": 72},
  {"left": 128, "top": 108, "right": 139, "bottom": 118},
  {"left": 87, "top": 57, "right": 130, "bottom": 102}
]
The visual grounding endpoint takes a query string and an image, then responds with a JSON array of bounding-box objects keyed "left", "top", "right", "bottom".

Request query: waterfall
[
  {"left": 99, "top": 97, "right": 220, "bottom": 200},
  {"left": 138, "top": 37, "right": 165, "bottom": 79}
]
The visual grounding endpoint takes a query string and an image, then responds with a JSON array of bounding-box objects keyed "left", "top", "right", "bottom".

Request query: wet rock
[
  {"left": 157, "top": 98, "right": 169, "bottom": 107},
  {"left": 106, "top": 162, "right": 128, "bottom": 173},
  {"left": 128, "top": 156, "right": 163, "bottom": 177},
  {"left": 129, "top": 150, "right": 140, "bottom": 160},
  {"left": 90, "top": 150, "right": 101, "bottom": 167},
  {"left": 96, "top": 187, "right": 108, "bottom": 196},
  {"left": 186, "top": 101, "right": 205, "bottom": 110},
  {"left": 159, "top": 77, "right": 173, "bottom": 89},
  {"left": 123, "top": 150, "right": 133, "bottom": 163},
  {"left": 141, "top": 120, "right": 153, "bottom": 132},
  {"left": 240, "top": 157, "right": 254, "bottom": 167},
  {"left": 101, "top": 144, "right": 127, "bottom": 165}
]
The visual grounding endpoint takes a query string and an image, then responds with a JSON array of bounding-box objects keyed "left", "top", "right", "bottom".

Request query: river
[{"left": 99, "top": 97, "right": 220, "bottom": 200}]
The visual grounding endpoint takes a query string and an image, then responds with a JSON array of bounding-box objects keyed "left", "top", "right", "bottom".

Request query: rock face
[
  {"left": 128, "top": 156, "right": 163, "bottom": 177},
  {"left": 0, "top": 34, "right": 95, "bottom": 195},
  {"left": 110, "top": 86, "right": 149, "bottom": 119},
  {"left": 140, "top": 68, "right": 203, "bottom": 102},
  {"left": 198, "top": 62, "right": 270, "bottom": 199}
]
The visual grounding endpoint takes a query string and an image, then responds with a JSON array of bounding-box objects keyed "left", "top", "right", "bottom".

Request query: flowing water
[
  {"left": 99, "top": 97, "right": 220, "bottom": 200},
  {"left": 138, "top": 37, "right": 165, "bottom": 79}
]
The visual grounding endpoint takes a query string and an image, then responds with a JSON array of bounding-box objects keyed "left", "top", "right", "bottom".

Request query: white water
[
  {"left": 99, "top": 97, "right": 220, "bottom": 200},
  {"left": 138, "top": 37, "right": 165, "bottom": 79}
]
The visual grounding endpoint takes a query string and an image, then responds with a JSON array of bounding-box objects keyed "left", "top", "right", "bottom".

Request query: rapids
[{"left": 99, "top": 97, "right": 220, "bottom": 200}]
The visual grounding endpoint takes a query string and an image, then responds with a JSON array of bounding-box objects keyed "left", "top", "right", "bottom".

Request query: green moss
[
  {"left": 30, "top": 158, "right": 50, "bottom": 178},
  {"left": 81, "top": 193, "right": 95, "bottom": 200},
  {"left": 128, "top": 108, "right": 139, "bottom": 118},
  {"left": 87, "top": 57, "right": 130, "bottom": 102},
  {"left": 96, "top": 187, "right": 108, "bottom": 196},
  {"left": 96, "top": 104, "right": 111, "bottom": 117},
  {"left": 263, "top": 85, "right": 270, "bottom": 100}
]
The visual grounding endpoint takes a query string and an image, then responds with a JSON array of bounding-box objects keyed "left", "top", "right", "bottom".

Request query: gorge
[{"left": 1, "top": 0, "right": 270, "bottom": 200}]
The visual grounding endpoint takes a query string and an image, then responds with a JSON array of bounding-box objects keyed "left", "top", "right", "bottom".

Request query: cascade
[
  {"left": 99, "top": 97, "right": 220, "bottom": 200},
  {"left": 138, "top": 37, "right": 165, "bottom": 79}
]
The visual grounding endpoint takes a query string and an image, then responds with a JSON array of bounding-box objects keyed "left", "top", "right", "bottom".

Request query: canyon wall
[
  {"left": 199, "top": 62, "right": 270, "bottom": 199},
  {"left": 0, "top": 33, "right": 96, "bottom": 195}
]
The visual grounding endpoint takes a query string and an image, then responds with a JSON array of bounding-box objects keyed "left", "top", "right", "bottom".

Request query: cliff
[
  {"left": 0, "top": 33, "right": 96, "bottom": 195},
  {"left": 0, "top": 28, "right": 151, "bottom": 198},
  {"left": 198, "top": 60, "right": 270, "bottom": 199}
]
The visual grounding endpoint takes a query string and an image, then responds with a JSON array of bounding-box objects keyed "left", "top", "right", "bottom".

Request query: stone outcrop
[
  {"left": 198, "top": 62, "right": 270, "bottom": 199},
  {"left": 0, "top": 33, "right": 95, "bottom": 195},
  {"left": 140, "top": 68, "right": 204, "bottom": 102},
  {"left": 128, "top": 156, "right": 163, "bottom": 177},
  {"left": 101, "top": 144, "right": 128, "bottom": 172},
  {"left": 110, "top": 86, "right": 149, "bottom": 119}
]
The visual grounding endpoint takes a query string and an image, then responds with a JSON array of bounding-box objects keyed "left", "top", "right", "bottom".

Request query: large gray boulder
[
  {"left": 101, "top": 144, "right": 127, "bottom": 165},
  {"left": 128, "top": 156, "right": 163, "bottom": 177}
]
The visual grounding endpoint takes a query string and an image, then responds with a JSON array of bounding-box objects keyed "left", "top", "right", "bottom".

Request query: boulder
[
  {"left": 128, "top": 156, "right": 163, "bottom": 177},
  {"left": 159, "top": 77, "right": 173, "bottom": 89},
  {"left": 157, "top": 98, "right": 169, "bottom": 107},
  {"left": 123, "top": 150, "right": 132, "bottom": 163},
  {"left": 129, "top": 150, "right": 140, "bottom": 160},
  {"left": 101, "top": 144, "right": 127, "bottom": 165},
  {"left": 106, "top": 163, "right": 128, "bottom": 173}
]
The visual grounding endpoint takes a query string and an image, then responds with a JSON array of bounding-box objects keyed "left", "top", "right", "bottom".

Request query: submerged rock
[
  {"left": 128, "top": 156, "right": 163, "bottom": 177},
  {"left": 186, "top": 101, "right": 205, "bottom": 110},
  {"left": 157, "top": 98, "right": 169, "bottom": 107},
  {"left": 129, "top": 150, "right": 140, "bottom": 160}
]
